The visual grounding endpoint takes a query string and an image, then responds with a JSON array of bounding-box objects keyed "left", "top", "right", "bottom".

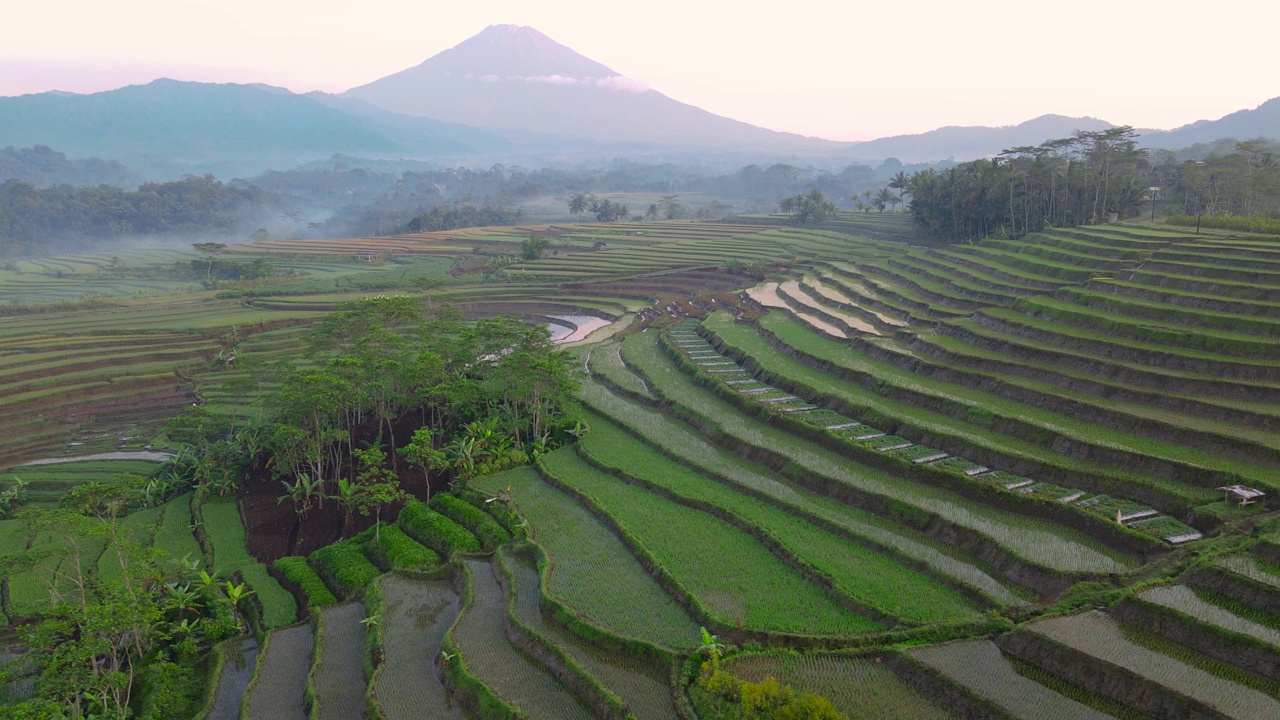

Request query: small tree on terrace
[
  {"left": 349, "top": 446, "right": 409, "bottom": 540},
  {"left": 399, "top": 427, "right": 448, "bottom": 503},
  {"left": 192, "top": 242, "right": 227, "bottom": 281}
]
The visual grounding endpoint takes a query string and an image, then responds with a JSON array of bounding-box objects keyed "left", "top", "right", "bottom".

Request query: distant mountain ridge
[
  {"left": 0, "top": 79, "right": 498, "bottom": 178},
  {"left": 1141, "top": 98, "right": 1280, "bottom": 149},
  {"left": 0, "top": 23, "right": 1274, "bottom": 180},
  {"left": 843, "top": 115, "right": 1120, "bottom": 162},
  {"left": 843, "top": 101, "right": 1280, "bottom": 162},
  {"left": 343, "top": 24, "right": 840, "bottom": 152}
]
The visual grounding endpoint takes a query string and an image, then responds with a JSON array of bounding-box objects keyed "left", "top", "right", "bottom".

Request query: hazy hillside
[
  {"left": 0, "top": 80, "right": 498, "bottom": 178},
  {"left": 0, "top": 145, "right": 131, "bottom": 186},
  {"left": 1143, "top": 97, "right": 1280, "bottom": 148},
  {"left": 843, "top": 114, "right": 1118, "bottom": 162}
]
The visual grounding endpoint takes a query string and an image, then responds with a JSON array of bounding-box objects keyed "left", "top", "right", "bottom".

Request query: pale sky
[{"left": 1, "top": 0, "right": 1276, "bottom": 141}]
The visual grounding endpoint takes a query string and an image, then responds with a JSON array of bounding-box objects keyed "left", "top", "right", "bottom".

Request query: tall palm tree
[{"left": 889, "top": 171, "right": 910, "bottom": 207}]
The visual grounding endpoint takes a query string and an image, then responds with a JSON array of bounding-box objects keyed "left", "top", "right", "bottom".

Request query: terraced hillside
[{"left": 6, "top": 215, "right": 1280, "bottom": 719}]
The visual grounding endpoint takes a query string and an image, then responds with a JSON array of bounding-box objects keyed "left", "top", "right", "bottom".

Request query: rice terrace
[
  {"left": 1, "top": 12, "right": 1280, "bottom": 718},
  {"left": 2, "top": 197, "right": 1279, "bottom": 719}
]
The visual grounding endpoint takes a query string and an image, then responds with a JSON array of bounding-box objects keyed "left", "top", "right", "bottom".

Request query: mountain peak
[
  {"left": 407, "top": 23, "right": 620, "bottom": 81},
  {"left": 341, "top": 25, "right": 839, "bottom": 151}
]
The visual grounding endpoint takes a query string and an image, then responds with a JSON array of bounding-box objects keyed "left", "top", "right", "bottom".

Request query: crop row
[
  {"left": 619, "top": 329, "right": 1133, "bottom": 576},
  {"left": 575, "top": 376, "right": 1027, "bottom": 606},
  {"left": 692, "top": 314, "right": 1200, "bottom": 544},
  {"left": 537, "top": 448, "right": 880, "bottom": 635},
  {"left": 577, "top": 412, "right": 983, "bottom": 622}
]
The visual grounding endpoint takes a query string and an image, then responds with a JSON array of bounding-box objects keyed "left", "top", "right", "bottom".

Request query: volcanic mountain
[{"left": 343, "top": 24, "right": 839, "bottom": 151}]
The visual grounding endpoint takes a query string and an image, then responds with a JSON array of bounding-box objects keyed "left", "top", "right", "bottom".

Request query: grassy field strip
[
  {"left": 1138, "top": 585, "right": 1280, "bottom": 646},
  {"left": 6, "top": 530, "right": 102, "bottom": 619},
  {"left": 1087, "top": 277, "right": 1280, "bottom": 319},
  {"left": 1054, "top": 286, "right": 1280, "bottom": 336},
  {"left": 1215, "top": 555, "right": 1280, "bottom": 589},
  {"left": 1015, "top": 295, "right": 1280, "bottom": 354},
  {"left": 705, "top": 313, "right": 1209, "bottom": 532},
  {"left": 10, "top": 459, "right": 162, "bottom": 506},
  {"left": 904, "top": 250, "right": 1066, "bottom": 295},
  {"left": 908, "top": 639, "right": 1111, "bottom": 720},
  {"left": 974, "top": 306, "right": 1280, "bottom": 376},
  {"left": 917, "top": 326, "right": 1280, "bottom": 458},
  {"left": 95, "top": 502, "right": 164, "bottom": 584},
  {"left": 586, "top": 342, "right": 654, "bottom": 399},
  {"left": 453, "top": 558, "right": 596, "bottom": 720},
  {"left": 946, "top": 315, "right": 1280, "bottom": 397},
  {"left": 724, "top": 652, "right": 953, "bottom": 720},
  {"left": 200, "top": 499, "right": 297, "bottom": 628},
  {"left": 577, "top": 379, "right": 1026, "bottom": 605},
  {"left": 1029, "top": 611, "right": 1280, "bottom": 718},
  {"left": 878, "top": 257, "right": 1023, "bottom": 306},
  {"left": 621, "top": 330, "right": 1133, "bottom": 573},
  {"left": 927, "top": 248, "right": 1072, "bottom": 290},
  {"left": 578, "top": 413, "right": 984, "bottom": 622},
  {"left": 539, "top": 448, "right": 882, "bottom": 634},
  {"left": 310, "top": 602, "right": 367, "bottom": 720},
  {"left": 506, "top": 551, "right": 680, "bottom": 720},
  {"left": 371, "top": 575, "right": 466, "bottom": 720},
  {"left": 244, "top": 624, "right": 313, "bottom": 720},
  {"left": 473, "top": 467, "right": 699, "bottom": 648},
  {"left": 202, "top": 638, "right": 258, "bottom": 720},
  {"left": 154, "top": 493, "right": 202, "bottom": 564},
  {"left": 751, "top": 312, "right": 1275, "bottom": 489},
  {"left": 722, "top": 315, "right": 1184, "bottom": 482}
]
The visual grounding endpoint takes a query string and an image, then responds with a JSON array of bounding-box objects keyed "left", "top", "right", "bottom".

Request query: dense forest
[
  {"left": 906, "top": 131, "right": 1280, "bottom": 241},
  {"left": 0, "top": 175, "right": 272, "bottom": 258},
  {"left": 0, "top": 146, "right": 131, "bottom": 188}
]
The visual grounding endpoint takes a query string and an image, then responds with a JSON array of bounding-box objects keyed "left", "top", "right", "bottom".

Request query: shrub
[
  {"left": 429, "top": 494, "right": 510, "bottom": 551},
  {"left": 398, "top": 501, "right": 480, "bottom": 557},
  {"left": 457, "top": 487, "right": 525, "bottom": 537},
  {"left": 362, "top": 524, "right": 440, "bottom": 570},
  {"left": 274, "top": 556, "right": 337, "bottom": 607},
  {"left": 310, "top": 541, "right": 381, "bottom": 597}
]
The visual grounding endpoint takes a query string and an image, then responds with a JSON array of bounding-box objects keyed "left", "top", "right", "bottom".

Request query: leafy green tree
[
  {"left": 191, "top": 242, "right": 227, "bottom": 282},
  {"left": 399, "top": 427, "right": 448, "bottom": 502},
  {"left": 778, "top": 189, "right": 837, "bottom": 225},
  {"left": 521, "top": 236, "right": 550, "bottom": 260}
]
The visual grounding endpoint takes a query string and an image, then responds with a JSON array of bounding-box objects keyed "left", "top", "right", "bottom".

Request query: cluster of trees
[
  {"left": 1149, "top": 139, "right": 1280, "bottom": 220},
  {"left": 567, "top": 193, "right": 631, "bottom": 222},
  {"left": 778, "top": 189, "right": 838, "bottom": 225},
  {"left": 401, "top": 202, "right": 524, "bottom": 234},
  {"left": 906, "top": 128, "right": 1149, "bottom": 241},
  {"left": 0, "top": 477, "right": 257, "bottom": 719},
  {"left": 0, "top": 175, "right": 271, "bottom": 258},
  {"left": 232, "top": 296, "right": 578, "bottom": 524}
]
